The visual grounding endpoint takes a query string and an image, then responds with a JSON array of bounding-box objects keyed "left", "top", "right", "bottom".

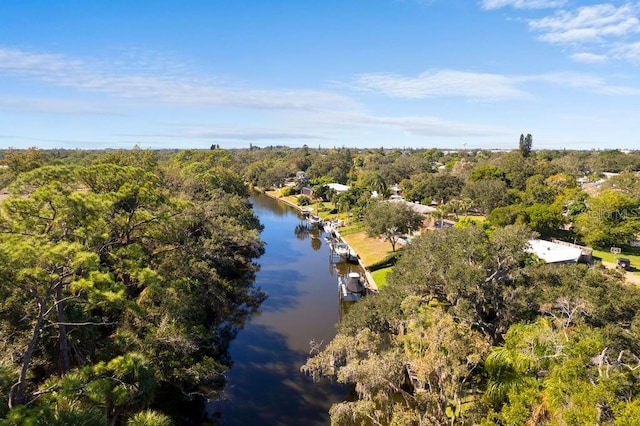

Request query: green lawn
[
  {"left": 592, "top": 249, "right": 640, "bottom": 274},
  {"left": 341, "top": 231, "right": 394, "bottom": 268},
  {"left": 371, "top": 267, "right": 393, "bottom": 289}
]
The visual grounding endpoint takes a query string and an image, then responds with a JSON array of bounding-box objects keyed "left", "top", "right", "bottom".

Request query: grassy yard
[
  {"left": 341, "top": 231, "right": 395, "bottom": 268},
  {"left": 592, "top": 249, "right": 640, "bottom": 273},
  {"left": 371, "top": 267, "right": 393, "bottom": 289}
]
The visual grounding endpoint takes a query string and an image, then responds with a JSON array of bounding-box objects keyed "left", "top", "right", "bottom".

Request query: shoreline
[{"left": 259, "top": 189, "right": 379, "bottom": 291}]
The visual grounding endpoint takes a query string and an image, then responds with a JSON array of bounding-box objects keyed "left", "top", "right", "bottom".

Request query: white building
[
  {"left": 326, "top": 183, "right": 350, "bottom": 194},
  {"left": 527, "top": 239, "right": 583, "bottom": 264}
]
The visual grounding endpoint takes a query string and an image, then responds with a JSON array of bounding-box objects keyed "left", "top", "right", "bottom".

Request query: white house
[
  {"left": 326, "top": 183, "right": 350, "bottom": 194},
  {"left": 527, "top": 239, "right": 583, "bottom": 264}
]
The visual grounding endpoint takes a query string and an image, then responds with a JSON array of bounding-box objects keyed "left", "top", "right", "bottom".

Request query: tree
[
  {"left": 1, "top": 147, "right": 44, "bottom": 175},
  {"left": 363, "top": 201, "right": 423, "bottom": 251},
  {"left": 487, "top": 204, "right": 522, "bottom": 227},
  {"left": 0, "top": 152, "right": 266, "bottom": 423},
  {"left": 519, "top": 133, "right": 532, "bottom": 158},
  {"left": 390, "top": 225, "right": 535, "bottom": 345},
  {"left": 1, "top": 238, "right": 116, "bottom": 408},
  {"left": 602, "top": 172, "right": 640, "bottom": 201},
  {"left": 304, "top": 216, "right": 640, "bottom": 425},
  {"left": 575, "top": 190, "right": 640, "bottom": 249},
  {"left": 521, "top": 202, "right": 565, "bottom": 238},
  {"left": 523, "top": 174, "right": 561, "bottom": 205},
  {"left": 469, "top": 165, "right": 507, "bottom": 182},
  {"left": 462, "top": 178, "right": 507, "bottom": 215},
  {"left": 491, "top": 151, "right": 536, "bottom": 190},
  {"left": 401, "top": 307, "right": 490, "bottom": 424},
  {"left": 358, "top": 170, "right": 389, "bottom": 198}
]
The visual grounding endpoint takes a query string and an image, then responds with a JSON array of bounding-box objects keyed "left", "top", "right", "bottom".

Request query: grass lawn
[
  {"left": 341, "top": 231, "right": 395, "bottom": 268},
  {"left": 371, "top": 267, "right": 393, "bottom": 289},
  {"left": 337, "top": 222, "right": 365, "bottom": 236},
  {"left": 592, "top": 249, "right": 640, "bottom": 274}
]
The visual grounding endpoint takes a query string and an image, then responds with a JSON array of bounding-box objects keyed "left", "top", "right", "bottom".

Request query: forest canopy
[{"left": 0, "top": 148, "right": 265, "bottom": 424}]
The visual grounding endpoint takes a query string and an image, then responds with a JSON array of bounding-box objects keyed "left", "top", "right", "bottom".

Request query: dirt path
[{"left": 602, "top": 261, "right": 640, "bottom": 286}]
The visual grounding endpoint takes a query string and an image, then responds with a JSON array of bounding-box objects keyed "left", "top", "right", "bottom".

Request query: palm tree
[
  {"left": 436, "top": 204, "right": 450, "bottom": 227},
  {"left": 460, "top": 198, "right": 474, "bottom": 218},
  {"left": 447, "top": 199, "right": 462, "bottom": 220},
  {"left": 430, "top": 209, "right": 443, "bottom": 228}
]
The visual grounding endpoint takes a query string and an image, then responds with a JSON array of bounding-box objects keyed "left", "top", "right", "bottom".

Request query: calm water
[{"left": 212, "top": 193, "right": 349, "bottom": 425}]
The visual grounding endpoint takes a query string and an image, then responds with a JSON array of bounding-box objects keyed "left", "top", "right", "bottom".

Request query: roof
[
  {"left": 527, "top": 239, "right": 582, "bottom": 264},
  {"left": 326, "top": 183, "right": 350, "bottom": 193},
  {"left": 388, "top": 199, "right": 437, "bottom": 214}
]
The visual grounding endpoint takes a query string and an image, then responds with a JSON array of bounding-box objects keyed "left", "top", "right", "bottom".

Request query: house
[
  {"left": 551, "top": 239, "right": 592, "bottom": 263},
  {"left": 388, "top": 199, "right": 437, "bottom": 215},
  {"left": 527, "top": 239, "right": 583, "bottom": 264},
  {"left": 301, "top": 182, "right": 350, "bottom": 198},
  {"left": 326, "top": 183, "right": 350, "bottom": 194},
  {"left": 390, "top": 184, "right": 402, "bottom": 199}
]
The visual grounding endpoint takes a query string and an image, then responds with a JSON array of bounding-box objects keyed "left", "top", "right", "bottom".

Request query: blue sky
[{"left": 1, "top": 0, "right": 639, "bottom": 150}]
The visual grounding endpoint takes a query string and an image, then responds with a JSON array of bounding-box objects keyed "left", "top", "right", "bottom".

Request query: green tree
[
  {"left": 519, "top": 133, "right": 532, "bottom": 158},
  {"left": 575, "top": 190, "right": 640, "bottom": 249},
  {"left": 521, "top": 202, "right": 565, "bottom": 238},
  {"left": 602, "top": 171, "right": 640, "bottom": 201},
  {"left": 363, "top": 201, "right": 423, "bottom": 251},
  {"left": 1, "top": 147, "right": 44, "bottom": 176},
  {"left": 469, "top": 165, "right": 507, "bottom": 182},
  {"left": 462, "top": 178, "right": 507, "bottom": 215},
  {"left": 358, "top": 170, "right": 389, "bottom": 198},
  {"left": 0, "top": 152, "right": 266, "bottom": 423}
]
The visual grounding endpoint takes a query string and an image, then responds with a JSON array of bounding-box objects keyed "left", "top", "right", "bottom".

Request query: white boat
[
  {"left": 339, "top": 272, "right": 367, "bottom": 302},
  {"left": 307, "top": 214, "right": 322, "bottom": 227},
  {"left": 333, "top": 242, "right": 351, "bottom": 259}
]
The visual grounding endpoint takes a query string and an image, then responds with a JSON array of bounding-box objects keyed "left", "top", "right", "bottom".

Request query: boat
[
  {"left": 332, "top": 242, "right": 351, "bottom": 259},
  {"left": 338, "top": 272, "right": 367, "bottom": 302},
  {"left": 306, "top": 214, "right": 322, "bottom": 227}
]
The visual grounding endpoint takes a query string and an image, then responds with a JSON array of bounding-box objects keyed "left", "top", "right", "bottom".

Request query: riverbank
[{"left": 261, "top": 189, "right": 389, "bottom": 290}]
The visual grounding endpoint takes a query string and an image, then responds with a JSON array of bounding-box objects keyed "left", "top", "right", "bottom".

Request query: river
[{"left": 212, "top": 193, "right": 349, "bottom": 425}]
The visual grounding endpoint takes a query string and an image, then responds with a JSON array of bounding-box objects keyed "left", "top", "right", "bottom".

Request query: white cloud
[
  {"left": 481, "top": 0, "right": 567, "bottom": 10},
  {"left": 570, "top": 52, "right": 609, "bottom": 63},
  {"left": 184, "top": 128, "right": 324, "bottom": 141},
  {"left": 0, "top": 96, "right": 121, "bottom": 115},
  {"left": 529, "top": 3, "right": 640, "bottom": 44},
  {"left": 610, "top": 40, "right": 640, "bottom": 61},
  {"left": 354, "top": 68, "right": 640, "bottom": 99},
  {"left": 365, "top": 115, "right": 507, "bottom": 137},
  {"left": 304, "top": 110, "right": 507, "bottom": 138},
  {"left": 353, "top": 69, "right": 526, "bottom": 99},
  {"left": 520, "top": 71, "right": 640, "bottom": 95},
  {"left": 0, "top": 47, "right": 356, "bottom": 112}
]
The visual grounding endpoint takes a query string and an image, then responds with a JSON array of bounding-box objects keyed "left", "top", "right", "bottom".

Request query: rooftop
[{"left": 527, "top": 239, "right": 582, "bottom": 264}]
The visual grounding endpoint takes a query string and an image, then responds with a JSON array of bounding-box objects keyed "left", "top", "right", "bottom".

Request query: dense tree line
[
  {"left": 227, "top": 143, "right": 640, "bottom": 250},
  {"left": 0, "top": 148, "right": 264, "bottom": 424}
]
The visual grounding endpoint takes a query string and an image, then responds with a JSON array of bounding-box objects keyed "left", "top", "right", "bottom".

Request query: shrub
[
  {"left": 280, "top": 186, "right": 299, "bottom": 197},
  {"left": 297, "top": 195, "right": 311, "bottom": 206}
]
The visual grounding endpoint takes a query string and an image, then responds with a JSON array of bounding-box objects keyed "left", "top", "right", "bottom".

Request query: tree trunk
[
  {"left": 56, "top": 281, "right": 71, "bottom": 373},
  {"left": 9, "top": 296, "right": 48, "bottom": 408}
]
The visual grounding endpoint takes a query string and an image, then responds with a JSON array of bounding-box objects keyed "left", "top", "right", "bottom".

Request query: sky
[{"left": 0, "top": 0, "right": 639, "bottom": 151}]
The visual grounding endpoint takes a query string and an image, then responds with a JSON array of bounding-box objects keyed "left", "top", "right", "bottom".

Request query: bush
[
  {"left": 367, "top": 252, "right": 400, "bottom": 271},
  {"left": 280, "top": 186, "right": 299, "bottom": 197},
  {"left": 297, "top": 195, "right": 311, "bottom": 206}
]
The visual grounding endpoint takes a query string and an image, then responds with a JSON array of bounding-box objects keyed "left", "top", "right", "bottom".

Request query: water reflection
[
  {"left": 294, "top": 223, "right": 310, "bottom": 240},
  {"left": 311, "top": 236, "right": 322, "bottom": 251},
  {"left": 214, "top": 324, "right": 341, "bottom": 426},
  {"left": 213, "top": 193, "right": 346, "bottom": 425}
]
